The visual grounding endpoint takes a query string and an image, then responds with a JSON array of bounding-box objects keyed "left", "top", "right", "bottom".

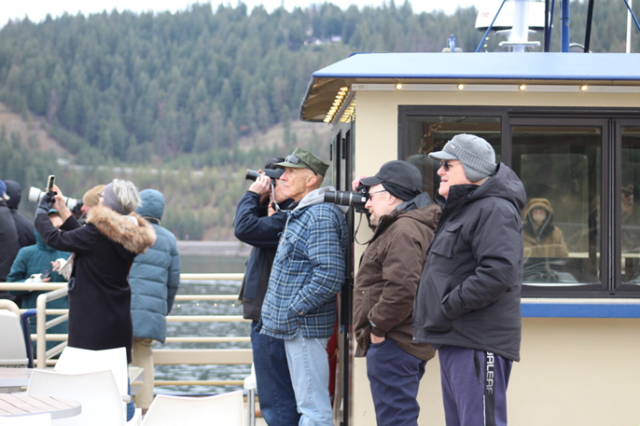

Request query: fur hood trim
[{"left": 87, "top": 205, "right": 157, "bottom": 254}]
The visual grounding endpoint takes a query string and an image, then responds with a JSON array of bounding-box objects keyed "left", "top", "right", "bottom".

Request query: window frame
[{"left": 398, "top": 105, "right": 640, "bottom": 298}]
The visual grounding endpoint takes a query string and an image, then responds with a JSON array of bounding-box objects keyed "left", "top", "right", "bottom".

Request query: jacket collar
[{"left": 87, "top": 205, "right": 157, "bottom": 255}]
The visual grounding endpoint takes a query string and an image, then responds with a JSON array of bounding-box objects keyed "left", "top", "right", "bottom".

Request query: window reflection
[
  {"left": 621, "top": 127, "right": 640, "bottom": 284},
  {"left": 513, "top": 126, "right": 601, "bottom": 285},
  {"left": 404, "top": 116, "right": 501, "bottom": 199}
]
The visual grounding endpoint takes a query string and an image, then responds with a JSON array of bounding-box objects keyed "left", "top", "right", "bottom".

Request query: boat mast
[
  {"left": 627, "top": 0, "right": 634, "bottom": 53},
  {"left": 561, "top": 0, "right": 570, "bottom": 52}
]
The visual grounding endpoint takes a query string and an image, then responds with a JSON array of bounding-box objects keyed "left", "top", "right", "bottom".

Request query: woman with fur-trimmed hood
[
  {"left": 522, "top": 198, "right": 569, "bottom": 258},
  {"left": 35, "top": 179, "right": 156, "bottom": 364}
]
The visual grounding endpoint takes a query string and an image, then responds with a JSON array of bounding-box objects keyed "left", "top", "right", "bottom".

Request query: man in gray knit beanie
[
  {"left": 415, "top": 132, "right": 526, "bottom": 426},
  {"left": 428, "top": 134, "right": 497, "bottom": 183}
]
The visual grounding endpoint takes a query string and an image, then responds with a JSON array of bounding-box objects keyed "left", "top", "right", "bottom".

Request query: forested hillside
[{"left": 0, "top": 0, "right": 638, "bottom": 239}]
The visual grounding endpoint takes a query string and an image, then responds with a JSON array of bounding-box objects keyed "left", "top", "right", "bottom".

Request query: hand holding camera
[
  {"left": 30, "top": 175, "right": 79, "bottom": 217},
  {"left": 48, "top": 184, "right": 72, "bottom": 218},
  {"left": 36, "top": 190, "right": 56, "bottom": 217}
]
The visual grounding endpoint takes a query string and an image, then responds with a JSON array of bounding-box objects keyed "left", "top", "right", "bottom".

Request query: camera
[
  {"left": 245, "top": 168, "right": 284, "bottom": 182},
  {"left": 28, "top": 187, "right": 79, "bottom": 210},
  {"left": 324, "top": 184, "right": 369, "bottom": 211},
  {"left": 41, "top": 269, "right": 52, "bottom": 280}
]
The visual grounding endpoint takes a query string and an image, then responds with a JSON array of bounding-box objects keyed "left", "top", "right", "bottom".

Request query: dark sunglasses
[
  {"left": 440, "top": 161, "right": 459, "bottom": 172},
  {"left": 286, "top": 155, "right": 318, "bottom": 176}
]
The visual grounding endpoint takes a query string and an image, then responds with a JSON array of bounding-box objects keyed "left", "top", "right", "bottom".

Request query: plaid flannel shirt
[{"left": 260, "top": 201, "right": 348, "bottom": 340}]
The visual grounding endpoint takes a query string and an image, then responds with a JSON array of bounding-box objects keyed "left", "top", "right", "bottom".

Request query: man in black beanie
[
  {"left": 0, "top": 180, "right": 20, "bottom": 291},
  {"left": 352, "top": 160, "right": 440, "bottom": 426},
  {"left": 4, "top": 180, "right": 36, "bottom": 248}
]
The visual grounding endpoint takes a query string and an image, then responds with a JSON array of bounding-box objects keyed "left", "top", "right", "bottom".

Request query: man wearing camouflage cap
[
  {"left": 413, "top": 134, "right": 526, "bottom": 426},
  {"left": 259, "top": 148, "right": 348, "bottom": 426}
]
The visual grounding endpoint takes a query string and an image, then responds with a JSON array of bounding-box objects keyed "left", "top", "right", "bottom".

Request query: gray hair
[{"left": 111, "top": 179, "right": 141, "bottom": 213}]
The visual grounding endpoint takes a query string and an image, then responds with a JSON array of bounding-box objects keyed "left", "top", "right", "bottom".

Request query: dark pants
[
  {"left": 439, "top": 345, "right": 512, "bottom": 426},
  {"left": 251, "top": 320, "right": 299, "bottom": 426},
  {"left": 366, "top": 337, "right": 426, "bottom": 426}
]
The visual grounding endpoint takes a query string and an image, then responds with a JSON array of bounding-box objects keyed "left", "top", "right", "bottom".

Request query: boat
[
  {"left": 3, "top": 1, "right": 640, "bottom": 424},
  {"left": 299, "top": 1, "right": 640, "bottom": 425}
]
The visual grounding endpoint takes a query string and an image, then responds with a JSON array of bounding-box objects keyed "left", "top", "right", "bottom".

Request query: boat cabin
[{"left": 300, "top": 51, "right": 640, "bottom": 425}]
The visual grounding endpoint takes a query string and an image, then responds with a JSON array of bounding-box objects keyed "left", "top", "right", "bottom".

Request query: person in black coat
[
  {"left": 234, "top": 158, "right": 298, "bottom": 426},
  {"left": 0, "top": 180, "right": 20, "bottom": 286},
  {"left": 35, "top": 180, "right": 156, "bottom": 363},
  {"left": 4, "top": 180, "right": 36, "bottom": 248},
  {"left": 413, "top": 134, "right": 526, "bottom": 426}
]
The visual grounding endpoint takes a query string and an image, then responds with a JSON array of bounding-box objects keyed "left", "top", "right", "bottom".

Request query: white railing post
[{"left": 35, "top": 287, "right": 69, "bottom": 368}]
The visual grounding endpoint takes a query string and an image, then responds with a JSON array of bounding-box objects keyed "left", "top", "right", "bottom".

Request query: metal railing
[{"left": 0, "top": 273, "right": 251, "bottom": 388}]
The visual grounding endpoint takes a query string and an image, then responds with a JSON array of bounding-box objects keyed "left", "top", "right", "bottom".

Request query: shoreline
[{"left": 176, "top": 241, "right": 251, "bottom": 257}]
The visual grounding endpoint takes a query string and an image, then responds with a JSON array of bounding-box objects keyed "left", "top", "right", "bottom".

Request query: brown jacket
[
  {"left": 522, "top": 198, "right": 569, "bottom": 258},
  {"left": 354, "top": 193, "right": 440, "bottom": 361}
]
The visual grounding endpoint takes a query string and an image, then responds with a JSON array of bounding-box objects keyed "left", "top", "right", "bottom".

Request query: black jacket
[
  {"left": 36, "top": 206, "right": 156, "bottom": 363},
  {"left": 0, "top": 200, "right": 20, "bottom": 282},
  {"left": 413, "top": 163, "right": 526, "bottom": 361},
  {"left": 5, "top": 180, "right": 36, "bottom": 248},
  {"left": 234, "top": 191, "right": 293, "bottom": 321}
]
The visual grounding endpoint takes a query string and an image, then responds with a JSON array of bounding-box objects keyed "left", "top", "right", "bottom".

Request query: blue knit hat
[{"left": 0, "top": 180, "right": 8, "bottom": 200}]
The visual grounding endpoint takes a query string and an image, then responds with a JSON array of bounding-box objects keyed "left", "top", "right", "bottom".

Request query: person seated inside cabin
[
  {"left": 621, "top": 183, "right": 640, "bottom": 253},
  {"left": 522, "top": 198, "right": 571, "bottom": 283},
  {"left": 522, "top": 198, "right": 569, "bottom": 259}
]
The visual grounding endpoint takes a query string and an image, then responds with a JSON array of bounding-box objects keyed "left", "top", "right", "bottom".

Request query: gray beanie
[
  {"left": 102, "top": 182, "right": 132, "bottom": 215},
  {"left": 428, "top": 134, "right": 497, "bottom": 182}
]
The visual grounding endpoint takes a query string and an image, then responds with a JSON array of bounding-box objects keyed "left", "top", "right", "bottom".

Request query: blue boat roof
[
  {"left": 313, "top": 52, "right": 640, "bottom": 81},
  {"left": 301, "top": 52, "right": 640, "bottom": 121}
]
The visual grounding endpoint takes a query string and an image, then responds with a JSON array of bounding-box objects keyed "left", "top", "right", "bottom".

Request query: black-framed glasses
[
  {"left": 285, "top": 155, "right": 318, "bottom": 176},
  {"left": 440, "top": 161, "right": 459, "bottom": 172},
  {"left": 366, "top": 189, "right": 388, "bottom": 201}
]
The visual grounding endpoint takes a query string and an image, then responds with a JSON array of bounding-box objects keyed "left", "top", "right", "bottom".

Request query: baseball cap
[
  {"left": 275, "top": 148, "right": 329, "bottom": 177},
  {"left": 82, "top": 184, "right": 106, "bottom": 207},
  {"left": 361, "top": 160, "right": 423, "bottom": 201}
]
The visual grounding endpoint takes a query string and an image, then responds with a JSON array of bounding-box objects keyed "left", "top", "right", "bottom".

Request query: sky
[{"left": 1, "top": 0, "right": 501, "bottom": 27}]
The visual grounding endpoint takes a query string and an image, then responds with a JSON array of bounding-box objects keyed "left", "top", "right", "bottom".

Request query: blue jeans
[
  {"left": 284, "top": 331, "right": 332, "bottom": 426},
  {"left": 127, "top": 379, "right": 134, "bottom": 421},
  {"left": 251, "top": 321, "right": 300, "bottom": 426},
  {"left": 366, "top": 337, "right": 426, "bottom": 426}
]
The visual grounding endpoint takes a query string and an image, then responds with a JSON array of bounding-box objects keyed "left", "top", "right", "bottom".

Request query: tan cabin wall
[{"left": 350, "top": 89, "right": 640, "bottom": 426}]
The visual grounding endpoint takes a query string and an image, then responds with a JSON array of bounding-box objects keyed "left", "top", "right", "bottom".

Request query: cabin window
[
  {"left": 621, "top": 126, "right": 640, "bottom": 286},
  {"left": 402, "top": 114, "right": 501, "bottom": 199},
  {"left": 512, "top": 125, "right": 602, "bottom": 289},
  {"left": 399, "top": 106, "right": 640, "bottom": 297}
]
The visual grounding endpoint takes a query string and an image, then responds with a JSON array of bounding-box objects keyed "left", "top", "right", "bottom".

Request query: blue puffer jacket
[{"left": 129, "top": 190, "right": 181, "bottom": 343}]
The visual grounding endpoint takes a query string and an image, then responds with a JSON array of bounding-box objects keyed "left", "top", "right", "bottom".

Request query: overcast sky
[{"left": 1, "top": 0, "right": 501, "bottom": 27}]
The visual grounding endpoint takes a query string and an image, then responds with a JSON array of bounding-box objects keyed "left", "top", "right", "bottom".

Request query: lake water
[{"left": 155, "top": 254, "right": 250, "bottom": 396}]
